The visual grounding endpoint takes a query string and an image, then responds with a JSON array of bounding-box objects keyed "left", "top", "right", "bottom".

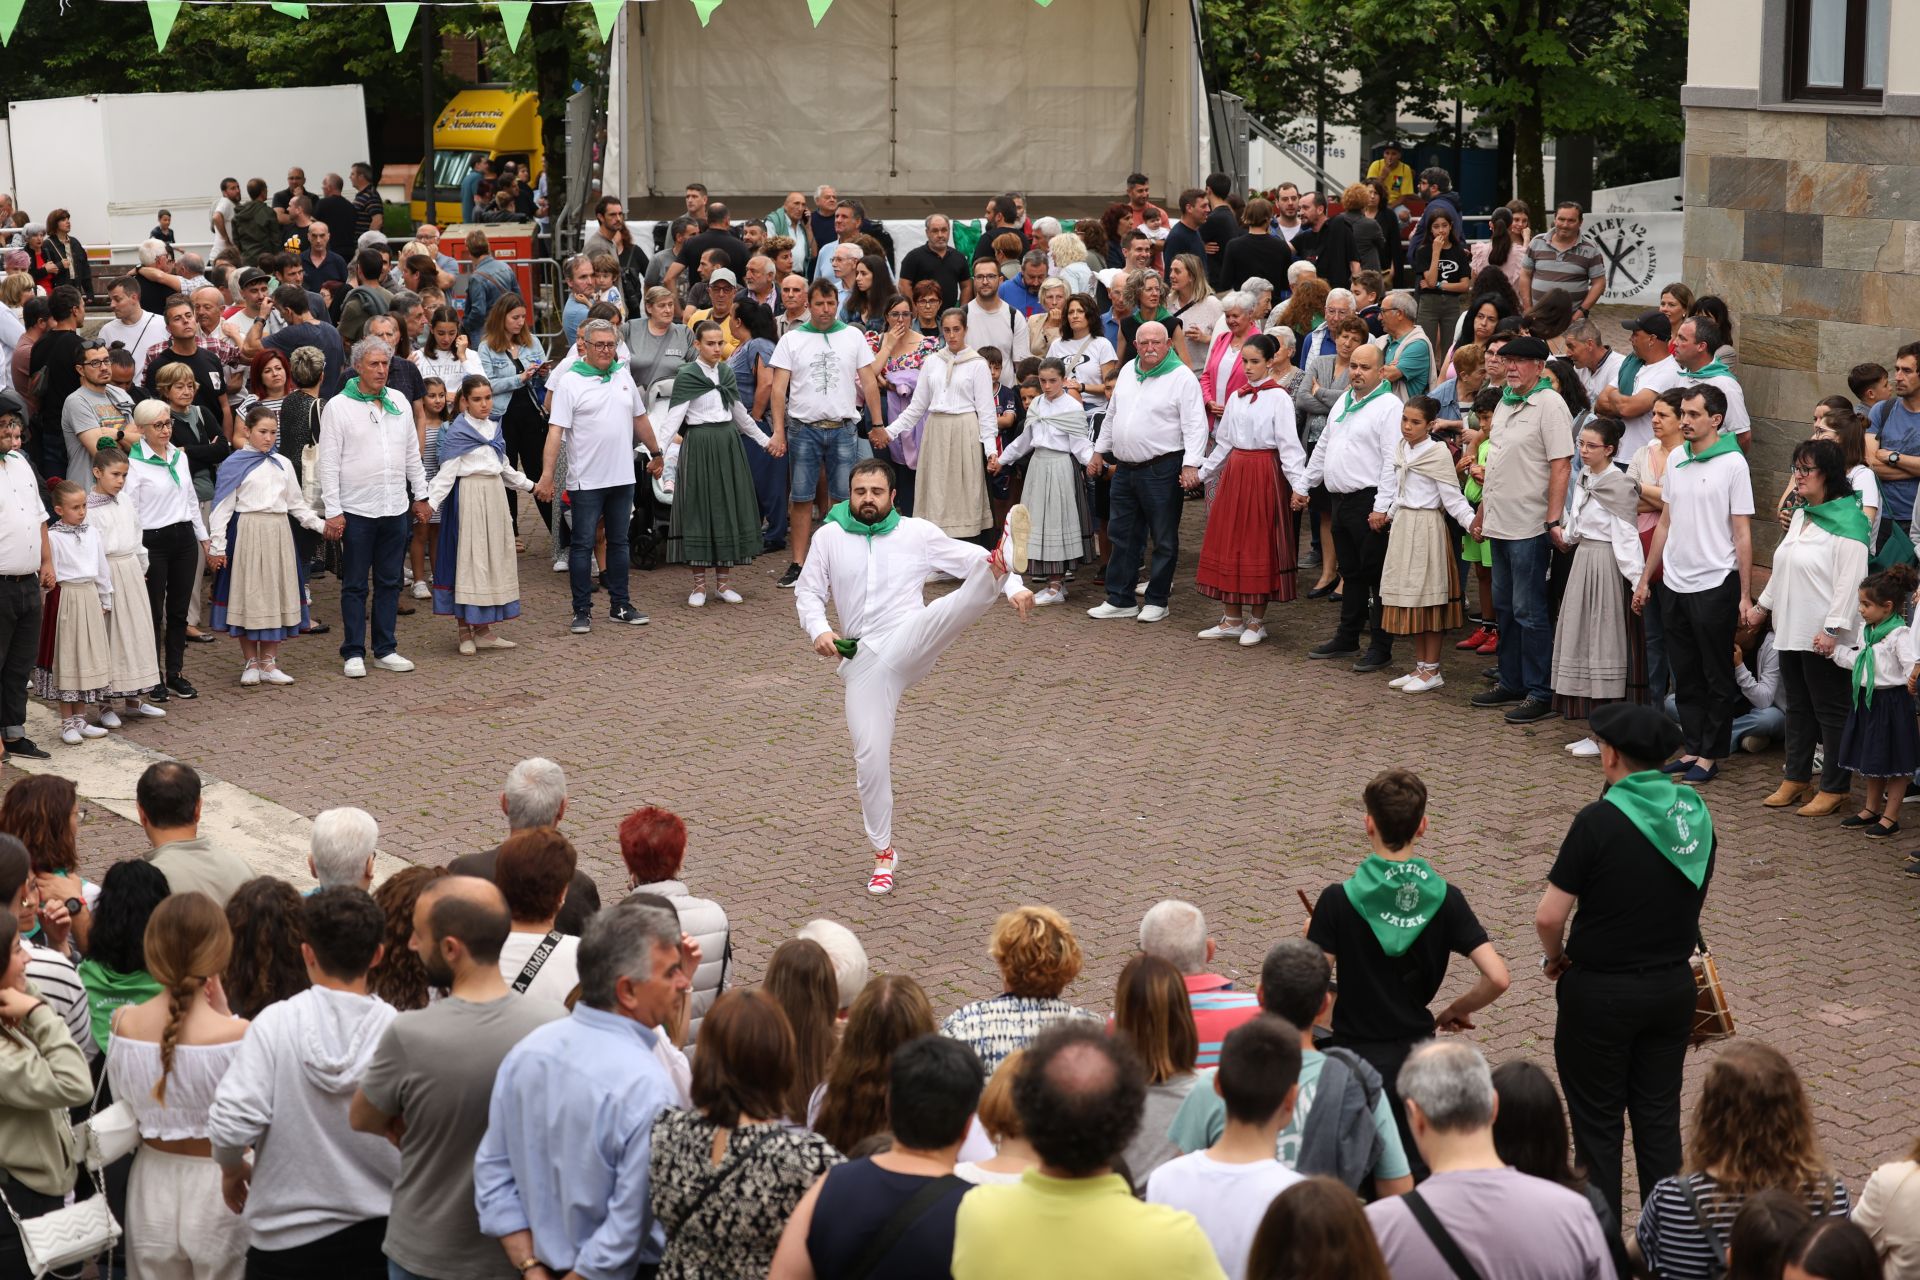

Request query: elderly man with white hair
[
  {"left": 1087, "top": 320, "right": 1207, "bottom": 622},
  {"left": 449, "top": 757, "right": 603, "bottom": 935},
  {"left": 1377, "top": 289, "right": 1434, "bottom": 399},
  {"left": 319, "top": 335, "right": 430, "bottom": 678},
  {"left": 309, "top": 806, "right": 378, "bottom": 889},
  {"left": 1138, "top": 901, "right": 1260, "bottom": 1068},
  {"left": 1286, "top": 259, "right": 1319, "bottom": 291},
  {"left": 797, "top": 919, "right": 870, "bottom": 1022},
  {"left": 134, "top": 236, "right": 190, "bottom": 316},
  {"left": 1300, "top": 287, "right": 1357, "bottom": 365},
  {"left": 1365, "top": 1041, "right": 1613, "bottom": 1280}
]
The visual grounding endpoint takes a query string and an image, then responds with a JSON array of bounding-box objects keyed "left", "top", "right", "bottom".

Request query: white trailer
[{"left": 4, "top": 86, "right": 370, "bottom": 260}]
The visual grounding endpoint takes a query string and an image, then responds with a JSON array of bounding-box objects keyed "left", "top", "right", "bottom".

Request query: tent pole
[
  {"left": 889, "top": 0, "right": 899, "bottom": 180},
  {"left": 637, "top": 0, "right": 657, "bottom": 196},
  {"left": 1132, "top": 0, "right": 1150, "bottom": 174}
]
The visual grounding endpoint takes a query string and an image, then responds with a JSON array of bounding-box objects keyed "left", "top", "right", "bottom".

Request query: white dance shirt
[
  {"left": 1093, "top": 361, "right": 1208, "bottom": 466},
  {"left": 1563, "top": 466, "right": 1645, "bottom": 583},
  {"left": 427, "top": 418, "right": 538, "bottom": 511},
  {"left": 1832, "top": 621, "right": 1919, "bottom": 691},
  {"left": 1304, "top": 384, "right": 1400, "bottom": 496},
  {"left": 208, "top": 452, "right": 326, "bottom": 556},
  {"left": 1379, "top": 437, "right": 1477, "bottom": 525},
  {"left": 48, "top": 522, "right": 111, "bottom": 604},
  {"left": 122, "top": 442, "right": 208, "bottom": 540},
  {"left": 998, "top": 392, "right": 1094, "bottom": 468},
  {"left": 654, "top": 362, "right": 772, "bottom": 446},
  {"left": 888, "top": 350, "right": 998, "bottom": 455},
  {"left": 1197, "top": 384, "right": 1308, "bottom": 491},
  {"left": 795, "top": 516, "right": 1022, "bottom": 643},
  {"left": 89, "top": 495, "right": 145, "bottom": 566},
  {"left": 0, "top": 452, "right": 46, "bottom": 576}
]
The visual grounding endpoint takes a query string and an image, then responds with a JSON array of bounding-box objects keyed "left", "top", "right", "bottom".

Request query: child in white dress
[
  {"left": 1377, "top": 396, "right": 1476, "bottom": 693},
  {"left": 85, "top": 446, "right": 165, "bottom": 726},
  {"left": 992, "top": 359, "right": 1096, "bottom": 605},
  {"left": 207, "top": 406, "right": 327, "bottom": 687},
  {"left": 429, "top": 375, "right": 535, "bottom": 654},
  {"left": 34, "top": 482, "right": 115, "bottom": 745}
]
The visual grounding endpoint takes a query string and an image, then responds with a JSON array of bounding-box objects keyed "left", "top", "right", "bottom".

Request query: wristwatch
[{"left": 1890, "top": 452, "right": 1903, "bottom": 466}]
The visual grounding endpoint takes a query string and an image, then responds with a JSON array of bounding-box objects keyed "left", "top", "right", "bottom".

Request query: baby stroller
[{"left": 631, "top": 375, "right": 678, "bottom": 570}]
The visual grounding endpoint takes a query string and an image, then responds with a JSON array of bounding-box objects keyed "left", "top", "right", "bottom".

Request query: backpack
[{"left": 1295, "top": 1047, "right": 1386, "bottom": 1192}]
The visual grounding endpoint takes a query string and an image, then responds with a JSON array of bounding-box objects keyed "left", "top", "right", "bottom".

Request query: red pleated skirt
[{"left": 1197, "top": 449, "right": 1297, "bottom": 605}]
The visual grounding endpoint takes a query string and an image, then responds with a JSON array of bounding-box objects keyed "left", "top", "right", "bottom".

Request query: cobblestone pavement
[{"left": 59, "top": 503, "right": 1920, "bottom": 1200}]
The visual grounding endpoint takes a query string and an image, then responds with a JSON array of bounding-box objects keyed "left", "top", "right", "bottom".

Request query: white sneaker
[
  {"left": 1400, "top": 672, "right": 1446, "bottom": 693},
  {"left": 1567, "top": 737, "right": 1602, "bottom": 758},
  {"left": 411, "top": 580, "right": 431, "bottom": 600},
  {"left": 1388, "top": 673, "right": 1416, "bottom": 689},
  {"left": 1238, "top": 626, "right": 1268, "bottom": 647},
  {"left": 1137, "top": 604, "right": 1169, "bottom": 623},
  {"left": 78, "top": 722, "right": 108, "bottom": 738},
  {"left": 552, "top": 557, "right": 569, "bottom": 572},
  {"left": 130, "top": 701, "right": 166, "bottom": 719},
  {"left": 990, "top": 504, "right": 1031, "bottom": 575},
  {"left": 240, "top": 663, "right": 262, "bottom": 687},
  {"left": 96, "top": 707, "right": 122, "bottom": 729},
  {"left": 1087, "top": 602, "right": 1140, "bottom": 619},
  {"left": 717, "top": 587, "right": 744, "bottom": 604},
  {"left": 687, "top": 590, "right": 707, "bottom": 608},
  {"left": 343, "top": 657, "right": 367, "bottom": 678},
  {"left": 374, "top": 652, "right": 416, "bottom": 673},
  {"left": 260, "top": 664, "right": 294, "bottom": 685},
  {"left": 59, "top": 719, "right": 82, "bottom": 746},
  {"left": 1198, "top": 621, "right": 1246, "bottom": 639},
  {"left": 1033, "top": 586, "right": 1066, "bottom": 606}
]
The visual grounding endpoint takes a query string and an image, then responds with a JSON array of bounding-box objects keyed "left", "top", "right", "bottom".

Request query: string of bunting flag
[{"left": 0, "top": 0, "right": 1056, "bottom": 50}]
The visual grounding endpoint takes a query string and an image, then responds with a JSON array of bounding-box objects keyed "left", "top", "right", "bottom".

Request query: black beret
[{"left": 1590, "top": 703, "right": 1684, "bottom": 766}]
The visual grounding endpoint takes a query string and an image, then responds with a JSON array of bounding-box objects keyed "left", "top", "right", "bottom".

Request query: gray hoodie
[{"left": 206, "top": 984, "right": 400, "bottom": 1251}]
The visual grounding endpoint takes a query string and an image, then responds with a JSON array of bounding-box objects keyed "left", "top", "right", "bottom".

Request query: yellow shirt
[
  {"left": 1367, "top": 159, "right": 1416, "bottom": 204},
  {"left": 952, "top": 1170, "right": 1226, "bottom": 1280},
  {"left": 684, "top": 308, "right": 742, "bottom": 357}
]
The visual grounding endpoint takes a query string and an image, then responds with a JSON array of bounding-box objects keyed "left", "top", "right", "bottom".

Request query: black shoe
[
  {"left": 1351, "top": 651, "right": 1393, "bottom": 673},
  {"left": 301, "top": 621, "right": 331, "bottom": 636},
  {"left": 1470, "top": 685, "right": 1527, "bottom": 707},
  {"left": 1481, "top": 666, "right": 1502, "bottom": 681},
  {"left": 1, "top": 736, "right": 50, "bottom": 761},
  {"left": 1504, "top": 698, "right": 1559, "bottom": 724},
  {"left": 570, "top": 613, "right": 593, "bottom": 634},
  {"left": 185, "top": 629, "right": 218, "bottom": 644},
  {"left": 610, "top": 604, "right": 650, "bottom": 626},
  {"left": 148, "top": 683, "right": 170, "bottom": 704},
  {"left": 166, "top": 675, "right": 198, "bottom": 699},
  {"left": 1305, "top": 580, "right": 1340, "bottom": 600},
  {"left": 1307, "top": 639, "right": 1359, "bottom": 659},
  {"left": 776, "top": 562, "right": 802, "bottom": 589},
  {"left": 762, "top": 539, "right": 787, "bottom": 554}
]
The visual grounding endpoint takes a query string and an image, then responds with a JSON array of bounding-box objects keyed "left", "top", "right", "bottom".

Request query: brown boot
[
  {"left": 1763, "top": 781, "right": 1810, "bottom": 808},
  {"left": 1796, "top": 790, "right": 1850, "bottom": 817}
]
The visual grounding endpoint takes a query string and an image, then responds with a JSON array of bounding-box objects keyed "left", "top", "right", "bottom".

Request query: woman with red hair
[
  {"left": 240, "top": 348, "right": 293, "bottom": 427},
  {"left": 619, "top": 805, "right": 730, "bottom": 1044}
]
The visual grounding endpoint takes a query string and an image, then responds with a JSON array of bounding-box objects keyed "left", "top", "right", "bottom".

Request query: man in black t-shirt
[
  {"left": 1200, "top": 172, "right": 1244, "bottom": 289},
  {"left": 144, "top": 297, "right": 231, "bottom": 435},
  {"left": 313, "top": 174, "right": 358, "bottom": 252},
  {"left": 1537, "top": 702, "right": 1713, "bottom": 1222},
  {"left": 664, "top": 203, "right": 750, "bottom": 291},
  {"left": 27, "top": 287, "right": 86, "bottom": 487},
  {"left": 898, "top": 214, "right": 971, "bottom": 310},
  {"left": 1307, "top": 768, "right": 1509, "bottom": 1179}
]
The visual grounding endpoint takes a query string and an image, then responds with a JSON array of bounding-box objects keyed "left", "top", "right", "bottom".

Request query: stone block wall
[{"left": 1682, "top": 107, "right": 1920, "bottom": 561}]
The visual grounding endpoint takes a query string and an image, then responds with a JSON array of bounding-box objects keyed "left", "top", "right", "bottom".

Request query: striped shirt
[
  {"left": 27, "top": 945, "right": 93, "bottom": 1061},
  {"left": 1522, "top": 234, "right": 1606, "bottom": 299},
  {"left": 1182, "top": 974, "right": 1262, "bottom": 1069},
  {"left": 1637, "top": 1172, "right": 1850, "bottom": 1280}
]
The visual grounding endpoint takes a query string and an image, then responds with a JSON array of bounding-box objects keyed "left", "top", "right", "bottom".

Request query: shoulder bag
[
  {"left": 846, "top": 1173, "right": 967, "bottom": 1280},
  {"left": 1678, "top": 1175, "right": 1729, "bottom": 1280},
  {"left": 0, "top": 1027, "right": 120, "bottom": 1278},
  {"left": 511, "top": 930, "right": 564, "bottom": 995},
  {"left": 1402, "top": 1188, "right": 1487, "bottom": 1280},
  {"left": 76, "top": 1043, "right": 138, "bottom": 1170},
  {"left": 1691, "top": 928, "right": 1734, "bottom": 1048}
]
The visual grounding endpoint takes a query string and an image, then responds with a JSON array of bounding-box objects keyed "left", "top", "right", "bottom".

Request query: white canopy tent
[{"left": 607, "top": 0, "right": 1208, "bottom": 206}]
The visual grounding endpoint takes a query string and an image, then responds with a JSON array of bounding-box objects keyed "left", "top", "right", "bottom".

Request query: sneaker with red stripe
[{"left": 867, "top": 848, "right": 899, "bottom": 896}]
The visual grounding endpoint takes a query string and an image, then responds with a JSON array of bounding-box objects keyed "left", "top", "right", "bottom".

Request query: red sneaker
[
  {"left": 867, "top": 848, "right": 898, "bottom": 896},
  {"left": 1476, "top": 629, "right": 1500, "bottom": 655},
  {"left": 1455, "top": 625, "right": 1489, "bottom": 651}
]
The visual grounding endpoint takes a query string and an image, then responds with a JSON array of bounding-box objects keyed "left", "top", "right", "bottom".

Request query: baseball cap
[
  {"left": 708, "top": 268, "right": 738, "bottom": 288},
  {"left": 1622, "top": 310, "right": 1671, "bottom": 342},
  {"left": 236, "top": 267, "right": 269, "bottom": 288}
]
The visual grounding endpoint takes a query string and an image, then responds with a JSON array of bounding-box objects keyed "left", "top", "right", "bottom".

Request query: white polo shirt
[
  {"left": 1660, "top": 442, "right": 1753, "bottom": 594},
  {"left": 0, "top": 452, "right": 46, "bottom": 575},
  {"left": 770, "top": 326, "right": 874, "bottom": 425},
  {"left": 549, "top": 364, "right": 645, "bottom": 492}
]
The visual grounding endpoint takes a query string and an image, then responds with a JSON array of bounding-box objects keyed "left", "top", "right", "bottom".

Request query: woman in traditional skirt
[
  {"left": 883, "top": 308, "right": 996, "bottom": 540},
  {"left": 1194, "top": 335, "right": 1309, "bottom": 647},
  {"left": 429, "top": 375, "right": 535, "bottom": 652},
  {"left": 1550, "top": 416, "right": 1648, "bottom": 753},
  {"left": 661, "top": 321, "right": 773, "bottom": 606},
  {"left": 1378, "top": 396, "right": 1475, "bottom": 691},
  {"left": 1830, "top": 563, "right": 1920, "bottom": 838},
  {"left": 991, "top": 358, "right": 1094, "bottom": 606},
  {"left": 85, "top": 446, "right": 165, "bottom": 726},
  {"left": 207, "top": 406, "right": 327, "bottom": 687},
  {"left": 35, "top": 482, "right": 115, "bottom": 745}
]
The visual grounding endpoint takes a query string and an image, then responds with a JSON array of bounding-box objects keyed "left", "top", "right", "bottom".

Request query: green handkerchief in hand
[{"left": 833, "top": 637, "right": 859, "bottom": 657}]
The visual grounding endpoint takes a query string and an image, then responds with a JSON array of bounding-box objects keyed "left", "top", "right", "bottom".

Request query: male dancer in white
[{"left": 798, "top": 457, "right": 1033, "bottom": 894}]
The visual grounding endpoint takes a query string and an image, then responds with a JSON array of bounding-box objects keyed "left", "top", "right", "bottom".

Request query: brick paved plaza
[{"left": 63, "top": 504, "right": 1920, "bottom": 1201}]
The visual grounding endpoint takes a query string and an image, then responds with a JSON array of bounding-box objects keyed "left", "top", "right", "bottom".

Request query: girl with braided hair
[{"left": 106, "top": 890, "right": 250, "bottom": 1278}]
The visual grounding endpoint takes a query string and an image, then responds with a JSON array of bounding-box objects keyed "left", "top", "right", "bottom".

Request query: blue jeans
[
  {"left": 388, "top": 1263, "right": 433, "bottom": 1280},
  {"left": 1663, "top": 694, "right": 1785, "bottom": 749},
  {"left": 1104, "top": 453, "right": 1182, "bottom": 607},
  {"left": 339, "top": 512, "right": 407, "bottom": 660},
  {"left": 1643, "top": 581, "right": 1672, "bottom": 704},
  {"left": 1491, "top": 533, "right": 1555, "bottom": 701},
  {"left": 569, "top": 484, "right": 633, "bottom": 615},
  {"left": 741, "top": 424, "right": 789, "bottom": 547},
  {"left": 787, "top": 422, "right": 858, "bottom": 504}
]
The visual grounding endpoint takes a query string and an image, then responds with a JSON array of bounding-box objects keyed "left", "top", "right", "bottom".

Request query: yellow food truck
[{"left": 409, "top": 89, "right": 544, "bottom": 225}]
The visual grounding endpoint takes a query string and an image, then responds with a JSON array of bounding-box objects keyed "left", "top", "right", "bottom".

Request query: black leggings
[
  {"left": 143, "top": 521, "right": 198, "bottom": 680},
  {"left": 501, "top": 408, "right": 554, "bottom": 532}
]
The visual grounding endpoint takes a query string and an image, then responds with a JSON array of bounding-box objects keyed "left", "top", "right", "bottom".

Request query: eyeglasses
[
  {"left": 585, "top": 341, "right": 618, "bottom": 351},
  {"left": 79, "top": 358, "right": 109, "bottom": 369},
  {"left": 1792, "top": 466, "right": 1816, "bottom": 476}
]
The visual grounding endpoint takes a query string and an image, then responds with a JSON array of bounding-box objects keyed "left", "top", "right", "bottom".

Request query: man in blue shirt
[
  {"left": 476, "top": 900, "right": 695, "bottom": 1279},
  {"left": 998, "top": 251, "right": 1051, "bottom": 318},
  {"left": 460, "top": 156, "right": 493, "bottom": 225},
  {"left": 1871, "top": 343, "right": 1920, "bottom": 531}
]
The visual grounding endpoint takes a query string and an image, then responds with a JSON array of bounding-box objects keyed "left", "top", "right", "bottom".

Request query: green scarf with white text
[
  {"left": 1341, "top": 855, "right": 1447, "bottom": 957},
  {"left": 1603, "top": 770, "right": 1714, "bottom": 888}
]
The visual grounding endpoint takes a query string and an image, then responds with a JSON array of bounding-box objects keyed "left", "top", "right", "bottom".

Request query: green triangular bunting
[
  {"left": 690, "top": 0, "right": 720, "bottom": 26},
  {"left": 147, "top": 0, "right": 181, "bottom": 50},
  {"left": 806, "top": 0, "right": 831, "bottom": 24},
  {"left": 385, "top": 1, "right": 420, "bottom": 51},
  {"left": 271, "top": 2, "right": 309, "bottom": 16},
  {"left": 497, "top": 0, "right": 531, "bottom": 50},
  {"left": 591, "top": 0, "right": 623, "bottom": 39},
  {"left": 0, "top": 0, "right": 23, "bottom": 47}
]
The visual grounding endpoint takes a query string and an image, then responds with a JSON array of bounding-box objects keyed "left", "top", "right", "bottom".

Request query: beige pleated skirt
[
  {"left": 224, "top": 512, "right": 303, "bottom": 631},
  {"left": 1380, "top": 506, "right": 1464, "bottom": 634},
  {"left": 915, "top": 410, "right": 994, "bottom": 537},
  {"left": 104, "top": 553, "right": 159, "bottom": 696},
  {"left": 34, "top": 581, "right": 112, "bottom": 701},
  {"left": 456, "top": 475, "right": 520, "bottom": 606}
]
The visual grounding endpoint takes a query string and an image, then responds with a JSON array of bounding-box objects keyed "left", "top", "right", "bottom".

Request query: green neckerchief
[
  {"left": 76, "top": 958, "right": 162, "bottom": 1055},
  {"left": 1674, "top": 432, "right": 1741, "bottom": 468},
  {"left": 340, "top": 376, "right": 403, "bottom": 415},
  {"left": 1617, "top": 354, "right": 1644, "bottom": 395},
  {"left": 1333, "top": 379, "right": 1393, "bottom": 421},
  {"left": 1134, "top": 349, "right": 1185, "bottom": 381},
  {"left": 822, "top": 500, "right": 901, "bottom": 538},
  {"left": 1603, "top": 770, "right": 1714, "bottom": 889},
  {"left": 1852, "top": 615, "right": 1902, "bottom": 707},
  {"left": 566, "top": 359, "right": 615, "bottom": 383},
  {"left": 1689, "top": 359, "right": 1734, "bottom": 382},
  {"left": 668, "top": 358, "right": 739, "bottom": 411},
  {"left": 1500, "top": 376, "right": 1552, "bottom": 406},
  {"left": 1800, "top": 494, "right": 1871, "bottom": 546},
  {"left": 1342, "top": 855, "right": 1447, "bottom": 957},
  {"left": 130, "top": 439, "right": 183, "bottom": 487},
  {"left": 799, "top": 319, "right": 850, "bottom": 335}
]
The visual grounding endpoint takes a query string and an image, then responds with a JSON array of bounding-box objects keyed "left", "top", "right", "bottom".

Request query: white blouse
[
  {"left": 654, "top": 361, "right": 770, "bottom": 446},
  {"left": 1380, "top": 437, "right": 1476, "bottom": 526},
  {"left": 208, "top": 452, "right": 325, "bottom": 556},
  {"left": 1758, "top": 513, "right": 1869, "bottom": 651},
  {"left": 122, "top": 442, "right": 207, "bottom": 540},
  {"left": 888, "top": 349, "right": 998, "bottom": 454},
  {"left": 1833, "top": 622, "right": 1919, "bottom": 691},
  {"left": 998, "top": 392, "right": 1094, "bottom": 468},
  {"left": 413, "top": 348, "right": 485, "bottom": 387},
  {"left": 1565, "top": 466, "right": 1645, "bottom": 584},
  {"left": 48, "top": 521, "right": 111, "bottom": 603},
  {"left": 428, "top": 418, "right": 537, "bottom": 510},
  {"left": 1198, "top": 385, "right": 1308, "bottom": 491}
]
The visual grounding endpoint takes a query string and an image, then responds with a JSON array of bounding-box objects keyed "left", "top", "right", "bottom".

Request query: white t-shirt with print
[{"left": 770, "top": 326, "right": 874, "bottom": 425}]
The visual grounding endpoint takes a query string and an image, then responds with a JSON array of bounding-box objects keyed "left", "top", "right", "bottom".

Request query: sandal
[
  {"left": 1866, "top": 818, "right": 1902, "bottom": 839},
  {"left": 1841, "top": 811, "right": 1882, "bottom": 828}
]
